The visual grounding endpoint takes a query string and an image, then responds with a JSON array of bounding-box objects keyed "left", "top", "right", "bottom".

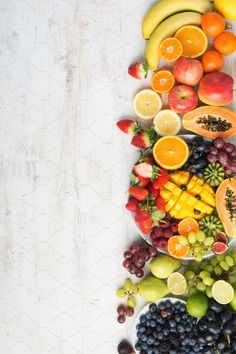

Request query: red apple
[
  {"left": 198, "top": 72, "right": 233, "bottom": 106},
  {"left": 168, "top": 85, "right": 198, "bottom": 113},
  {"left": 173, "top": 58, "right": 203, "bottom": 86}
]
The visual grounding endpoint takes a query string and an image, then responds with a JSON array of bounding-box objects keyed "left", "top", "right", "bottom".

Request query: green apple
[
  {"left": 150, "top": 254, "right": 181, "bottom": 279},
  {"left": 138, "top": 276, "right": 169, "bottom": 301}
]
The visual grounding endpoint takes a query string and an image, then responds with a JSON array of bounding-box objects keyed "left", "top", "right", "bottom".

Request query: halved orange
[
  {"left": 151, "top": 70, "right": 175, "bottom": 94},
  {"left": 160, "top": 37, "right": 183, "bottom": 62},
  {"left": 174, "top": 25, "right": 208, "bottom": 58},
  {"left": 153, "top": 136, "right": 189, "bottom": 170},
  {"left": 178, "top": 218, "right": 199, "bottom": 238},
  {"left": 167, "top": 236, "right": 190, "bottom": 258}
]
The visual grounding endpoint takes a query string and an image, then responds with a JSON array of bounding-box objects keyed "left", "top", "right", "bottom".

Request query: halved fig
[
  {"left": 215, "top": 232, "right": 228, "bottom": 244},
  {"left": 212, "top": 241, "right": 229, "bottom": 255}
]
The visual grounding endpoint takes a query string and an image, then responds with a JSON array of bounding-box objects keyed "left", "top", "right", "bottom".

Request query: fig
[
  {"left": 117, "top": 340, "right": 135, "bottom": 354},
  {"left": 212, "top": 241, "right": 229, "bottom": 255},
  {"left": 215, "top": 232, "right": 228, "bottom": 244}
]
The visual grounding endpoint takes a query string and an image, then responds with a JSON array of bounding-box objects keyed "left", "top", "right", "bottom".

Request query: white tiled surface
[{"left": 0, "top": 1, "right": 235, "bottom": 353}]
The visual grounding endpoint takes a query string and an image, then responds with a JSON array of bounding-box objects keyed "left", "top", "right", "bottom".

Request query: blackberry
[
  {"left": 168, "top": 334, "right": 179, "bottom": 348},
  {"left": 159, "top": 341, "right": 172, "bottom": 353}
]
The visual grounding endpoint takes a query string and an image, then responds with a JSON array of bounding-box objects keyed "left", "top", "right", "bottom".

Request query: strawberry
[
  {"left": 128, "top": 62, "right": 148, "bottom": 80},
  {"left": 148, "top": 182, "right": 160, "bottom": 200},
  {"left": 152, "top": 169, "right": 169, "bottom": 189},
  {"left": 138, "top": 153, "right": 156, "bottom": 166},
  {"left": 138, "top": 219, "right": 153, "bottom": 235},
  {"left": 135, "top": 209, "right": 151, "bottom": 222},
  {"left": 125, "top": 198, "right": 139, "bottom": 212},
  {"left": 116, "top": 119, "right": 140, "bottom": 135},
  {"left": 130, "top": 173, "right": 149, "bottom": 187},
  {"left": 155, "top": 197, "right": 166, "bottom": 214},
  {"left": 128, "top": 187, "right": 149, "bottom": 201},
  {"left": 131, "top": 128, "right": 157, "bottom": 149},
  {"left": 134, "top": 162, "right": 153, "bottom": 178}
]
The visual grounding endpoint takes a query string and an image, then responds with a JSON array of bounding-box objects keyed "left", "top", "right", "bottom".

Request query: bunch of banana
[{"left": 142, "top": 0, "right": 212, "bottom": 71}]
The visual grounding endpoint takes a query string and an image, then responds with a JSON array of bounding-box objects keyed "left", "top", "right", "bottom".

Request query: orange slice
[
  {"left": 168, "top": 236, "right": 190, "bottom": 258},
  {"left": 153, "top": 136, "right": 189, "bottom": 170},
  {"left": 174, "top": 25, "right": 208, "bottom": 58},
  {"left": 151, "top": 70, "right": 175, "bottom": 94},
  {"left": 178, "top": 218, "right": 199, "bottom": 238},
  {"left": 133, "top": 89, "right": 162, "bottom": 120},
  {"left": 160, "top": 37, "right": 183, "bottom": 62}
]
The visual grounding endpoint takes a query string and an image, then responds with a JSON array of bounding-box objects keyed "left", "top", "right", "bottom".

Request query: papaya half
[
  {"left": 183, "top": 106, "right": 236, "bottom": 139},
  {"left": 216, "top": 179, "right": 236, "bottom": 237}
]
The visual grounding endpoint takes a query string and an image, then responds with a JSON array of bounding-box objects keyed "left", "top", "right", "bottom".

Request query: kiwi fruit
[
  {"left": 204, "top": 162, "right": 225, "bottom": 187},
  {"left": 199, "top": 215, "right": 223, "bottom": 237}
]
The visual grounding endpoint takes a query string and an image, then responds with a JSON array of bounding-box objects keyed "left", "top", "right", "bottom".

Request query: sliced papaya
[
  {"left": 183, "top": 106, "right": 236, "bottom": 139},
  {"left": 216, "top": 179, "right": 236, "bottom": 237}
]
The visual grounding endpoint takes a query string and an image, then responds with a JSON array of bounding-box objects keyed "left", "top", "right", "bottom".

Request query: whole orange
[
  {"left": 214, "top": 31, "right": 236, "bottom": 55},
  {"left": 201, "top": 50, "right": 224, "bottom": 72},
  {"left": 201, "top": 12, "right": 225, "bottom": 37}
]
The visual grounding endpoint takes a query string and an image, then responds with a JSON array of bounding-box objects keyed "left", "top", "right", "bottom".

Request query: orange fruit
[
  {"left": 174, "top": 25, "right": 208, "bottom": 58},
  {"left": 167, "top": 236, "right": 190, "bottom": 258},
  {"left": 153, "top": 136, "right": 189, "bottom": 170},
  {"left": 160, "top": 37, "right": 183, "bottom": 62},
  {"left": 214, "top": 31, "right": 236, "bottom": 56},
  {"left": 178, "top": 218, "right": 199, "bottom": 238},
  {"left": 201, "top": 12, "right": 225, "bottom": 37},
  {"left": 201, "top": 50, "right": 224, "bottom": 72},
  {"left": 151, "top": 70, "right": 175, "bottom": 94}
]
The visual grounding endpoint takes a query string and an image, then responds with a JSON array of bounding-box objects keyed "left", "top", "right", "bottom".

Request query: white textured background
[{"left": 0, "top": 1, "right": 235, "bottom": 353}]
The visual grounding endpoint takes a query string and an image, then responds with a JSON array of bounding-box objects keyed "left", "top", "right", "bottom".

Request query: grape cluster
[
  {"left": 116, "top": 278, "right": 138, "bottom": 323},
  {"left": 183, "top": 136, "right": 210, "bottom": 178},
  {"left": 187, "top": 230, "right": 215, "bottom": 262},
  {"left": 135, "top": 301, "right": 199, "bottom": 353},
  {"left": 196, "top": 300, "right": 236, "bottom": 353},
  {"left": 123, "top": 242, "right": 158, "bottom": 278},
  {"left": 117, "top": 304, "right": 134, "bottom": 324},
  {"left": 207, "top": 137, "right": 236, "bottom": 175},
  {"left": 185, "top": 251, "right": 236, "bottom": 298},
  {"left": 150, "top": 213, "right": 179, "bottom": 251}
]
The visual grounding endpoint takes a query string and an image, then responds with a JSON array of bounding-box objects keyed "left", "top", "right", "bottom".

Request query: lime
[
  {"left": 230, "top": 285, "right": 236, "bottom": 311},
  {"left": 212, "top": 280, "right": 234, "bottom": 305},
  {"left": 167, "top": 272, "right": 187, "bottom": 295},
  {"left": 186, "top": 292, "right": 208, "bottom": 318}
]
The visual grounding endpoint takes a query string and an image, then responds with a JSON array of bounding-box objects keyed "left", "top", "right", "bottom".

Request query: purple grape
[
  {"left": 213, "top": 137, "right": 225, "bottom": 149},
  {"left": 209, "top": 146, "right": 218, "bottom": 155},
  {"left": 123, "top": 259, "right": 131, "bottom": 269},
  {"left": 123, "top": 251, "right": 133, "bottom": 260},
  {"left": 225, "top": 168, "right": 232, "bottom": 175},
  {"left": 135, "top": 252, "right": 146, "bottom": 263},
  {"left": 149, "top": 246, "right": 158, "bottom": 257},
  {"left": 117, "top": 305, "right": 126, "bottom": 315},
  {"left": 227, "top": 161, "right": 236, "bottom": 172},
  {"left": 117, "top": 315, "right": 126, "bottom": 323},
  {"left": 135, "top": 269, "right": 144, "bottom": 278},
  {"left": 218, "top": 151, "right": 228, "bottom": 166},
  {"left": 128, "top": 264, "right": 137, "bottom": 274},
  {"left": 130, "top": 244, "right": 141, "bottom": 254},
  {"left": 207, "top": 154, "right": 217, "bottom": 163},
  {"left": 126, "top": 306, "right": 134, "bottom": 317},
  {"left": 222, "top": 143, "right": 234, "bottom": 153},
  {"left": 231, "top": 149, "right": 236, "bottom": 158},
  {"left": 171, "top": 222, "right": 179, "bottom": 234}
]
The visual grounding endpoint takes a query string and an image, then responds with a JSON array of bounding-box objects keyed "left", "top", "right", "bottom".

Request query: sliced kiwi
[
  {"left": 204, "top": 162, "right": 225, "bottom": 187},
  {"left": 199, "top": 215, "right": 223, "bottom": 237}
]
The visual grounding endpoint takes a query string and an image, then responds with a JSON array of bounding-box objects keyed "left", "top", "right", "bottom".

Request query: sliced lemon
[
  {"left": 133, "top": 89, "right": 162, "bottom": 120},
  {"left": 167, "top": 272, "right": 187, "bottom": 295},
  {"left": 212, "top": 280, "right": 234, "bottom": 304},
  {"left": 153, "top": 109, "right": 181, "bottom": 136}
]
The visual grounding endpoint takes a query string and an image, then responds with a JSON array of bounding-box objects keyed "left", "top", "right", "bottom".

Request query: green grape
[
  {"left": 203, "top": 277, "right": 215, "bottom": 286},
  {"left": 199, "top": 260, "right": 208, "bottom": 270},
  {"left": 214, "top": 265, "right": 223, "bottom": 276},
  {"left": 196, "top": 281, "right": 206, "bottom": 292},
  {"left": 199, "top": 271, "right": 211, "bottom": 280},
  {"left": 220, "top": 260, "right": 230, "bottom": 272},
  {"left": 204, "top": 264, "right": 214, "bottom": 273},
  {"left": 230, "top": 250, "right": 236, "bottom": 258},
  {"left": 206, "top": 286, "right": 213, "bottom": 298},
  {"left": 194, "top": 246, "right": 203, "bottom": 255},
  {"left": 132, "top": 285, "right": 139, "bottom": 294},
  {"left": 228, "top": 275, "right": 236, "bottom": 285},
  {"left": 124, "top": 279, "right": 133, "bottom": 291},
  {"left": 195, "top": 253, "right": 203, "bottom": 263},
  {"left": 204, "top": 237, "right": 215, "bottom": 247},
  {"left": 216, "top": 254, "right": 225, "bottom": 262},
  {"left": 116, "top": 288, "right": 126, "bottom": 298},
  {"left": 210, "top": 258, "right": 218, "bottom": 266},
  {"left": 185, "top": 270, "right": 196, "bottom": 281},
  {"left": 225, "top": 256, "right": 234, "bottom": 267},
  {"left": 188, "top": 287, "right": 198, "bottom": 296},
  {"left": 196, "top": 231, "right": 206, "bottom": 242},
  {"left": 188, "top": 232, "right": 197, "bottom": 244},
  {"left": 127, "top": 295, "right": 136, "bottom": 308}
]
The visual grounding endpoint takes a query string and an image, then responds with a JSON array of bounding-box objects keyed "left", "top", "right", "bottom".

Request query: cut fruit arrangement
[{"left": 115, "top": 0, "right": 236, "bottom": 353}]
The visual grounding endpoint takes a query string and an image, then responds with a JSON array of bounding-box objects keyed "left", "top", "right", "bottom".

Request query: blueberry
[
  {"left": 163, "top": 327, "right": 169, "bottom": 336},
  {"left": 170, "top": 327, "right": 177, "bottom": 333},
  {"left": 147, "top": 336, "right": 155, "bottom": 345},
  {"left": 165, "top": 300, "right": 171, "bottom": 308},
  {"left": 141, "top": 334, "right": 147, "bottom": 342},
  {"left": 140, "top": 315, "right": 146, "bottom": 324},
  {"left": 146, "top": 312, "right": 152, "bottom": 320},
  {"left": 154, "top": 339, "right": 159, "bottom": 345},
  {"left": 169, "top": 319, "right": 177, "bottom": 328},
  {"left": 189, "top": 338, "right": 196, "bottom": 346},
  {"left": 156, "top": 325, "right": 162, "bottom": 332},
  {"left": 186, "top": 324, "right": 192, "bottom": 332},
  {"left": 156, "top": 315, "right": 162, "bottom": 323},
  {"left": 149, "top": 303, "right": 157, "bottom": 312},
  {"left": 159, "top": 302, "right": 166, "bottom": 310},
  {"left": 146, "top": 320, "right": 151, "bottom": 326},
  {"left": 206, "top": 310, "right": 216, "bottom": 322},
  {"left": 142, "top": 342, "right": 148, "bottom": 350},
  {"left": 135, "top": 342, "right": 142, "bottom": 351},
  {"left": 169, "top": 351, "right": 177, "bottom": 354},
  {"left": 175, "top": 314, "right": 181, "bottom": 322},
  {"left": 157, "top": 332, "right": 164, "bottom": 340},
  {"left": 177, "top": 324, "right": 185, "bottom": 333}
]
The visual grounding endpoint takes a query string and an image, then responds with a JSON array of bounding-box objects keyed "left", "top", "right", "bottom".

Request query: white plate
[
  {"left": 131, "top": 134, "right": 233, "bottom": 260},
  {"left": 132, "top": 297, "right": 186, "bottom": 353}
]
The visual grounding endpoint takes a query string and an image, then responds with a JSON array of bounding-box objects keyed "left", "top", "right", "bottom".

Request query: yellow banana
[
  {"left": 142, "top": 0, "right": 212, "bottom": 39},
  {"left": 145, "top": 12, "right": 202, "bottom": 71}
]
